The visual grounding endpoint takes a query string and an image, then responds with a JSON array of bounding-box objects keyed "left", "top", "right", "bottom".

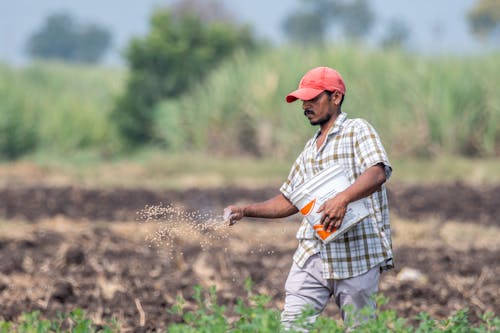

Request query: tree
[
  {"left": 282, "top": 0, "right": 342, "bottom": 44},
  {"left": 26, "top": 12, "right": 112, "bottom": 63},
  {"left": 338, "top": 0, "right": 375, "bottom": 40},
  {"left": 282, "top": 0, "right": 375, "bottom": 44},
  {"left": 75, "top": 24, "right": 112, "bottom": 63},
  {"left": 380, "top": 19, "right": 411, "bottom": 49},
  {"left": 282, "top": 12, "right": 328, "bottom": 45},
  {"left": 110, "top": 1, "right": 257, "bottom": 145},
  {"left": 467, "top": 0, "right": 500, "bottom": 41},
  {"left": 170, "top": 0, "right": 234, "bottom": 24}
]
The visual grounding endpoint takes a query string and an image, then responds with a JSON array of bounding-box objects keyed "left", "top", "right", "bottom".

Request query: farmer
[{"left": 224, "top": 66, "right": 393, "bottom": 330}]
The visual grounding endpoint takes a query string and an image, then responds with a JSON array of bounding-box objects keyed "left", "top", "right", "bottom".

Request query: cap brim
[{"left": 285, "top": 87, "right": 324, "bottom": 103}]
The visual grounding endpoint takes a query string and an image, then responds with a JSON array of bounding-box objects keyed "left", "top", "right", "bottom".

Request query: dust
[{"left": 137, "top": 204, "right": 232, "bottom": 258}]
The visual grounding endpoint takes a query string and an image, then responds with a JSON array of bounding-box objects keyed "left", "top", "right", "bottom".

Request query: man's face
[{"left": 302, "top": 91, "right": 335, "bottom": 126}]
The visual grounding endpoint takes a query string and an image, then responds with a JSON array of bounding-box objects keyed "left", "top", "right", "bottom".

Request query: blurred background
[
  {"left": 0, "top": 0, "right": 499, "bottom": 330},
  {"left": 1, "top": 0, "right": 498, "bottom": 65},
  {"left": 1, "top": 0, "right": 499, "bottom": 164}
]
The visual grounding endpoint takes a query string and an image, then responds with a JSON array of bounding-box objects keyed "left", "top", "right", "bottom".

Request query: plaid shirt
[{"left": 280, "top": 112, "right": 394, "bottom": 279}]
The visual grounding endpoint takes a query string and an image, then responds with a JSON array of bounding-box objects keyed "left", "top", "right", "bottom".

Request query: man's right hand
[
  {"left": 223, "top": 194, "right": 298, "bottom": 226},
  {"left": 223, "top": 206, "right": 244, "bottom": 226}
]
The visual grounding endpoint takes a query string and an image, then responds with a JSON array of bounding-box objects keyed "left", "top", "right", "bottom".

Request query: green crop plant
[
  {"left": 1, "top": 286, "right": 498, "bottom": 332},
  {"left": 155, "top": 47, "right": 500, "bottom": 159},
  {"left": 1, "top": 46, "right": 499, "bottom": 160},
  {"left": 0, "top": 309, "right": 118, "bottom": 333},
  {"left": 0, "top": 62, "right": 123, "bottom": 159},
  {"left": 165, "top": 281, "right": 500, "bottom": 333}
]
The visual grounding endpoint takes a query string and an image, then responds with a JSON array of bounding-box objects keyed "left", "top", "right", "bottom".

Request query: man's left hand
[{"left": 317, "top": 193, "right": 349, "bottom": 232}]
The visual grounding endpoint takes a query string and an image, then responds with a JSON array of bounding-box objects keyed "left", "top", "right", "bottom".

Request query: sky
[{"left": 0, "top": 0, "right": 497, "bottom": 66}]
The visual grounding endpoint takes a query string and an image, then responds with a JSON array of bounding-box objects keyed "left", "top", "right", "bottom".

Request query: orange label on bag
[
  {"left": 313, "top": 224, "right": 336, "bottom": 240},
  {"left": 300, "top": 199, "right": 316, "bottom": 216}
]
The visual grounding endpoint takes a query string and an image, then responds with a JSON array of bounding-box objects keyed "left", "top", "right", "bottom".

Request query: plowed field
[{"left": 0, "top": 183, "right": 499, "bottom": 331}]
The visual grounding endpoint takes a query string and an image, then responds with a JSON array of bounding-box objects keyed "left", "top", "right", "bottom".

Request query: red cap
[{"left": 286, "top": 67, "right": 345, "bottom": 103}]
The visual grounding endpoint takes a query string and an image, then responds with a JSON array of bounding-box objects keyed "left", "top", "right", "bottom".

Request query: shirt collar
[{"left": 313, "top": 111, "right": 348, "bottom": 140}]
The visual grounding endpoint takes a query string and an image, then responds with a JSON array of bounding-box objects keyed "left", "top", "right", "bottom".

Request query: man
[{"left": 224, "top": 66, "right": 393, "bottom": 329}]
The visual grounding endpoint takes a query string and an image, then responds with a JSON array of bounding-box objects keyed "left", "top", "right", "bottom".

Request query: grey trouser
[{"left": 280, "top": 254, "right": 380, "bottom": 330}]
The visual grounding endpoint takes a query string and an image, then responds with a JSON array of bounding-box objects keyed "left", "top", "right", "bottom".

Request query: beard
[{"left": 308, "top": 112, "right": 332, "bottom": 126}]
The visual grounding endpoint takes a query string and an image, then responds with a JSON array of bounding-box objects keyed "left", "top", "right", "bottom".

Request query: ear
[{"left": 332, "top": 91, "right": 343, "bottom": 106}]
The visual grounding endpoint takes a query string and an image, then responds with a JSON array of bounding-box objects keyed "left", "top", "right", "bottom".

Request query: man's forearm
[
  {"left": 243, "top": 194, "right": 298, "bottom": 218},
  {"left": 341, "top": 163, "right": 387, "bottom": 204}
]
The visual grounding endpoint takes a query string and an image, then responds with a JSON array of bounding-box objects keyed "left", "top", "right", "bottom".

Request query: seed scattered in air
[{"left": 137, "top": 204, "right": 232, "bottom": 257}]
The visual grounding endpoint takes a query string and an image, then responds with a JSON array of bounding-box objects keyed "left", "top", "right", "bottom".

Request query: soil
[
  {"left": 0, "top": 183, "right": 499, "bottom": 331},
  {"left": 1, "top": 182, "right": 499, "bottom": 224}
]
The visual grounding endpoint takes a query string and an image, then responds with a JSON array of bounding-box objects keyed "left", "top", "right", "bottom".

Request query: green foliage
[
  {"left": 0, "top": 62, "right": 123, "bottom": 160},
  {"left": 167, "top": 278, "right": 282, "bottom": 333},
  {"left": 26, "top": 12, "right": 112, "bottom": 64},
  {"left": 0, "top": 309, "right": 118, "bottom": 332},
  {"left": 155, "top": 47, "right": 500, "bottom": 158},
  {"left": 111, "top": 7, "right": 257, "bottom": 146},
  {"left": 0, "top": 82, "right": 37, "bottom": 159},
  {"left": 168, "top": 285, "right": 229, "bottom": 333},
  {"left": 165, "top": 284, "right": 500, "bottom": 333},
  {"left": 1, "top": 286, "right": 499, "bottom": 332},
  {"left": 2, "top": 46, "right": 500, "bottom": 160}
]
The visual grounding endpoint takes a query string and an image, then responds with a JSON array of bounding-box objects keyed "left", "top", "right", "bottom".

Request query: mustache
[{"left": 304, "top": 109, "right": 314, "bottom": 116}]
